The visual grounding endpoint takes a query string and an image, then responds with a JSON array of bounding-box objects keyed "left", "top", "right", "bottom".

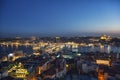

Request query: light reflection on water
[
  {"left": 0, "top": 45, "right": 33, "bottom": 54},
  {"left": 79, "top": 45, "right": 120, "bottom": 53},
  {"left": 0, "top": 45, "right": 120, "bottom": 54}
]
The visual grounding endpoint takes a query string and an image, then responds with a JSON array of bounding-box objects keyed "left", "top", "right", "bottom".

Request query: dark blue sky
[{"left": 0, "top": 0, "right": 120, "bottom": 37}]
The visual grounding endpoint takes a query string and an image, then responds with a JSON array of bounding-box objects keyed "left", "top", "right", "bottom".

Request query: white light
[
  {"left": 77, "top": 53, "right": 81, "bottom": 56},
  {"left": 56, "top": 55, "right": 60, "bottom": 58},
  {"left": 8, "top": 53, "right": 14, "bottom": 57}
]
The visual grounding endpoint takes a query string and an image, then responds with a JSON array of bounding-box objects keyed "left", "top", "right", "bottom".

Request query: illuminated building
[
  {"left": 15, "top": 69, "right": 28, "bottom": 78},
  {"left": 97, "top": 66, "right": 109, "bottom": 80},
  {"left": 98, "top": 70, "right": 104, "bottom": 80},
  {"left": 8, "top": 63, "right": 29, "bottom": 79},
  {"left": 36, "top": 59, "right": 50, "bottom": 75},
  {"left": 8, "top": 53, "right": 14, "bottom": 61},
  {"left": 63, "top": 52, "right": 81, "bottom": 59},
  {"left": 8, "top": 51, "right": 24, "bottom": 61},
  {"left": 43, "top": 58, "right": 66, "bottom": 79},
  {"left": 1, "top": 56, "right": 8, "bottom": 62},
  {"left": 100, "top": 35, "right": 111, "bottom": 41},
  {"left": 96, "top": 60, "right": 110, "bottom": 66},
  {"left": 100, "top": 35, "right": 107, "bottom": 40},
  {"left": 33, "top": 45, "right": 41, "bottom": 55}
]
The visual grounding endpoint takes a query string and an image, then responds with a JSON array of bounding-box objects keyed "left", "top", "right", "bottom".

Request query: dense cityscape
[
  {"left": 1, "top": 0, "right": 120, "bottom": 80},
  {"left": 0, "top": 35, "right": 120, "bottom": 80}
]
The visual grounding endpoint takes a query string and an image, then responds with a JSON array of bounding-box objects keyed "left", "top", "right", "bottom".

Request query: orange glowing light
[{"left": 66, "top": 64, "right": 69, "bottom": 67}]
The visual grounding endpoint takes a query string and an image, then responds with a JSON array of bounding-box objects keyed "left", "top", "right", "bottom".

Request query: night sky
[{"left": 0, "top": 0, "right": 120, "bottom": 37}]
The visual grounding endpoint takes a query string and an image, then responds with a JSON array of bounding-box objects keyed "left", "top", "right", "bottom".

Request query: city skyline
[{"left": 0, "top": 0, "right": 120, "bottom": 37}]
